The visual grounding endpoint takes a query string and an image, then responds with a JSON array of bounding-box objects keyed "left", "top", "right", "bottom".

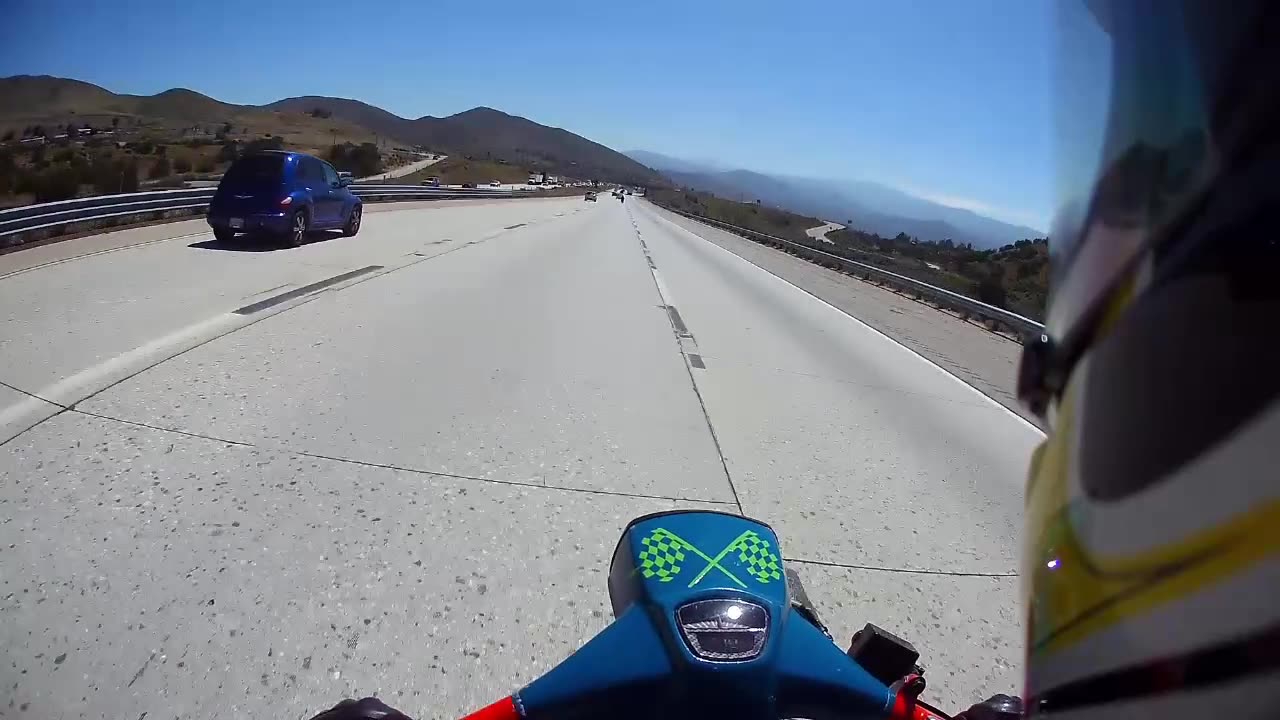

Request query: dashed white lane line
[{"left": 641, "top": 203, "right": 1046, "bottom": 439}]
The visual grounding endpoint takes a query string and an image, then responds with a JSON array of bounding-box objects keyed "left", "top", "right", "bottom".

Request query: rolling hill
[
  {"left": 630, "top": 150, "right": 1044, "bottom": 249},
  {"left": 1, "top": 76, "right": 663, "bottom": 185},
  {"left": 266, "top": 97, "right": 661, "bottom": 185},
  {"left": 0, "top": 75, "right": 384, "bottom": 151}
]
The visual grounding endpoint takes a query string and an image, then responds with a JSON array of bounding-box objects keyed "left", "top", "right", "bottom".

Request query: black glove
[
  {"left": 309, "top": 697, "right": 413, "bottom": 720},
  {"left": 953, "top": 693, "right": 1024, "bottom": 720}
]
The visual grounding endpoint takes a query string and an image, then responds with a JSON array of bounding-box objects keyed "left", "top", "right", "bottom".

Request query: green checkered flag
[
  {"left": 638, "top": 528, "right": 691, "bottom": 582},
  {"left": 731, "top": 531, "right": 783, "bottom": 584}
]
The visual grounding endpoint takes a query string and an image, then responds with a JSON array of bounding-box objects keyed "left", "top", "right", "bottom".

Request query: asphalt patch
[
  {"left": 233, "top": 266, "right": 383, "bottom": 315},
  {"left": 665, "top": 305, "right": 690, "bottom": 337}
]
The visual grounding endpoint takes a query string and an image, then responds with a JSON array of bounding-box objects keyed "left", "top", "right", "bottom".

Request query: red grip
[
  {"left": 459, "top": 696, "right": 520, "bottom": 720},
  {"left": 891, "top": 688, "right": 950, "bottom": 720}
]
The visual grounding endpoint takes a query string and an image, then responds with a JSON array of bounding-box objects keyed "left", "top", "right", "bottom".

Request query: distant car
[
  {"left": 490, "top": 180, "right": 502, "bottom": 187},
  {"left": 462, "top": 182, "right": 477, "bottom": 189},
  {"left": 585, "top": 192, "right": 597, "bottom": 201},
  {"left": 421, "top": 176, "right": 440, "bottom": 187},
  {"left": 207, "top": 151, "right": 361, "bottom": 247}
]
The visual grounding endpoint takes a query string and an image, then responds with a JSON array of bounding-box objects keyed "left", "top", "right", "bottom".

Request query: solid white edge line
[{"left": 640, "top": 202, "right": 1047, "bottom": 439}]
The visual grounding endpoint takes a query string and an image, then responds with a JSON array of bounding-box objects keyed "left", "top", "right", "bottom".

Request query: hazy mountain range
[{"left": 626, "top": 150, "right": 1044, "bottom": 249}]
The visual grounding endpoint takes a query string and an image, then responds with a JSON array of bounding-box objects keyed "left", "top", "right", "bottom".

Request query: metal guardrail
[
  {"left": 659, "top": 205, "right": 1045, "bottom": 337},
  {"left": 0, "top": 185, "right": 525, "bottom": 246}
]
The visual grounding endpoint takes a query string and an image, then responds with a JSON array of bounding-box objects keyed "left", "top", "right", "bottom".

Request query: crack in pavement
[
  {"left": 785, "top": 556, "right": 1018, "bottom": 578},
  {"left": 0, "top": 215, "right": 564, "bottom": 448},
  {"left": 68, "top": 407, "right": 738, "bottom": 508}
]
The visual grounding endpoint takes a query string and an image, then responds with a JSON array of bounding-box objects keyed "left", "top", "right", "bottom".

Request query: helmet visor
[{"left": 1048, "top": 0, "right": 1212, "bottom": 335}]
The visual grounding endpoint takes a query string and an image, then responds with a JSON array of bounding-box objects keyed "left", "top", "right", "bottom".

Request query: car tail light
[{"left": 280, "top": 196, "right": 293, "bottom": 206}]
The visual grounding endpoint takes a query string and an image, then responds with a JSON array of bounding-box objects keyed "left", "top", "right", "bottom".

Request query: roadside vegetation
[
  {"left": 0, "top": 127, "right": 417, "bottom": 208},
  {"left": 650, "top": 187, "right": 1049, "bottom": 319},
  {"left": 398, "top": 157, "right": 530, "bottom": 186},
  {"left": 648, "top": 187, "right": 824, "bottom": 243}
]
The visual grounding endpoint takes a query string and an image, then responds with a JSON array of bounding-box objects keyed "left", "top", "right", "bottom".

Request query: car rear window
[{"left": 223, "top": 154, "right": 285, "bottom": 186}]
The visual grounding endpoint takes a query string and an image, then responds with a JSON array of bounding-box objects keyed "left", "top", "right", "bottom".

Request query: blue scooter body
[{"left": 515, "top": 510, "right": 896, "bottom": 720}]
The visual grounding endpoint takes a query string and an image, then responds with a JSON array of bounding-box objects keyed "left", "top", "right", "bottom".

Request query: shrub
[
  {"left": 977, "top": 272, "right": 1007, "bottom": 308},
  {"left": 217, "top": 141, "right": 239, "bottom": 163},
  {"left": 31, "top": 166, "right": 81, "bottom": 202},
  {"left": 121, "top": 158, "right": 140, "bottom": 192},
  {"left": 196, "top": 158, "right": 216, "bottom": 173},
  {"left": 326, "top": 142, "right": 381, "bottom": 177},
  {"left": 90, "top": 156, "right": 136, "bottom": 194},
  {"left": 148, "top": 157, "right": 171, "bottom": 179},
  {"left": 243, "top": 137, "right": 284, "bottom": 153},
  {"left": 0, "top": 151, "right": 14, "bottom": 195},
  {"left": 173, "top": 157, "right": 192, "bottom": 173}
]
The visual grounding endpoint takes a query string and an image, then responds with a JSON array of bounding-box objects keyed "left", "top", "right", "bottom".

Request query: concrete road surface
[
  {"left": 659, "top": 209, "right": 1035, "bottom": 424},
  {"left": 359, "top": 154, "right": 445, "bottom": 182},
  {"left": 805, "top": 220, "right": 845, "bottom": 244},
  {"left": 0, "top": 197, "right": 1040, "bottom": 719}
]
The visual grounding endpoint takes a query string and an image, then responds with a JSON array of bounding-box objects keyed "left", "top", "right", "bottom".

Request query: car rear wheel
[
  {"left": 342, "top": 205, "right": 362, "bottom": 237},
  {"left": 213, "top": 228, "right": 236, "bottom": 243},
  {"left": 284, "top": 210, "right": 307, "bottom": 248}
]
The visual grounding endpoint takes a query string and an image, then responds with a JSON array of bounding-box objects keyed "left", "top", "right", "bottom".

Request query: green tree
[{"left": 111, "top": 117, "right": 120, "bottom": 129}]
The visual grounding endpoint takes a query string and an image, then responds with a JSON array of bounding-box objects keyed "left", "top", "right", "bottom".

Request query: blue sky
[{"left": 1, "top": 0, "right": 1057, "bottom": 229}]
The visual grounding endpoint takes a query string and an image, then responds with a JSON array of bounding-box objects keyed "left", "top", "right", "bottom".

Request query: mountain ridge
[
  {"left": 628, "top": 149, "right": 1043, "bottom": 249},
  {"left": 1, "top": 75, "right": 660, "bottom": 184},
  {"left": 263, "top": 98, "right": 660, "bottom": 184}
]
